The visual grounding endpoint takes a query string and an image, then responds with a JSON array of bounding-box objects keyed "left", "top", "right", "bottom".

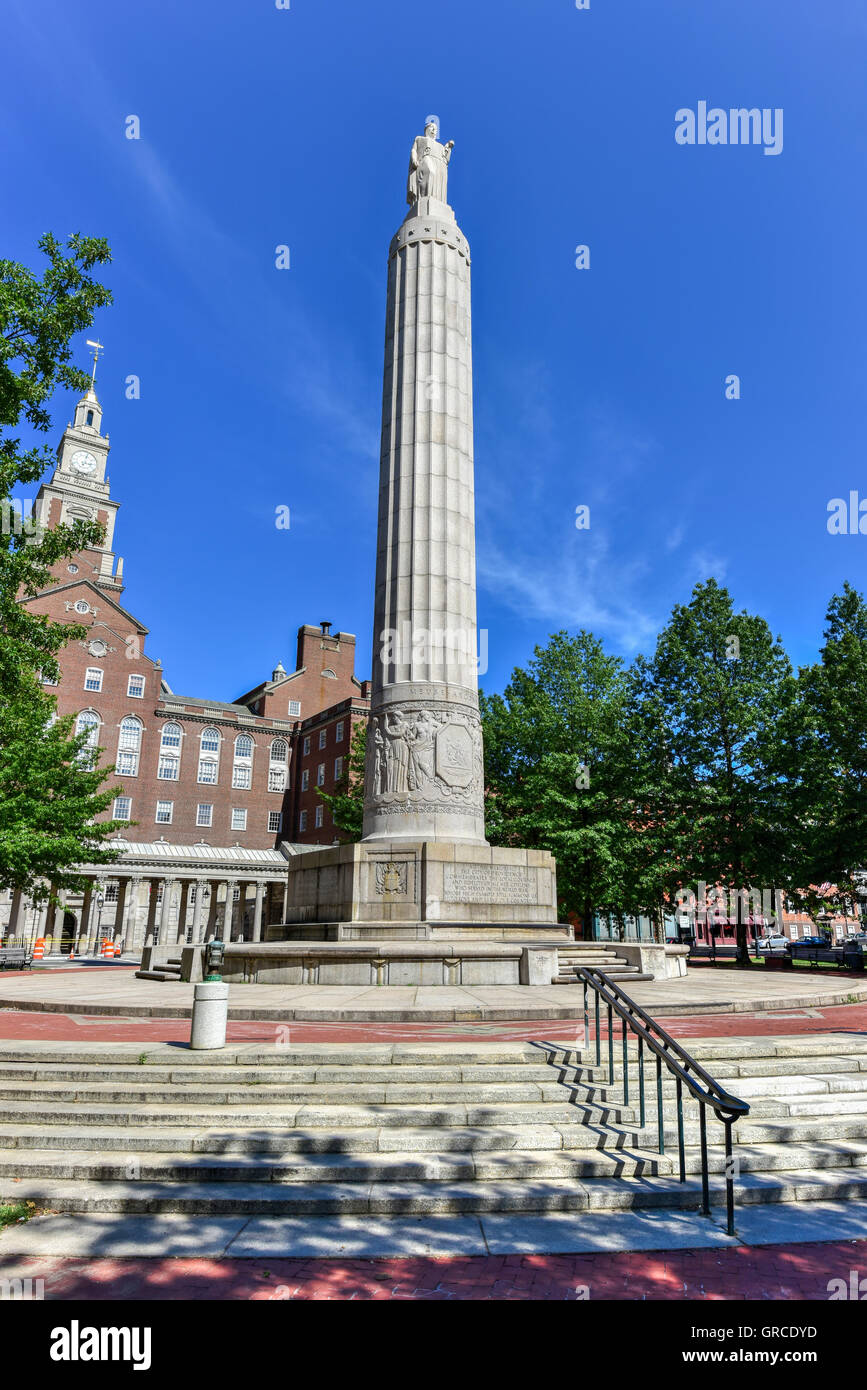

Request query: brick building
[{"left": 1, "top": 380, "right": 370, "bottom": 950}]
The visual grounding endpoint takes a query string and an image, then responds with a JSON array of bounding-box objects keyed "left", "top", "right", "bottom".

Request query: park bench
[
  {"left": 790, "top": 942, "right": 865, "bottom": 972},
  {"left": 0, "top": 946, "right": 33, "bottom": 970}
]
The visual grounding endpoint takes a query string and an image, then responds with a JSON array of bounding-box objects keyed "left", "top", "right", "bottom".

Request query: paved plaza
[{"left": 1, "top": 961, "right": 866, "bottom": 1020}]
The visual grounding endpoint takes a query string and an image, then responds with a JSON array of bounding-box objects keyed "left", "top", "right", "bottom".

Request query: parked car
[
  {"left": 757, "top": 935, "right": 790, "bottom": 952},
  {"left": 798, "top": 936, "right": 827, "bottom": 946}
]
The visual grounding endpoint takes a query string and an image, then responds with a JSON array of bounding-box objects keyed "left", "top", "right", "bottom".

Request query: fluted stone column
[
  {"left": 205, "top": 881, "right": 219, "bottom": 942},
  {"left": 362, "top": 119, "right": 485, "bottom": 846},
  {"left": 176, "top": 881, "right": 190, "bottom": 944},
  {"left": 252, "top": 881, "right": 266, "bottom": 942},
  {"left": 158, "top": 878, "right": 175, "bottom": 946},
  {"left": 190, "top": 881, "right": 205, "bottom": 944}
]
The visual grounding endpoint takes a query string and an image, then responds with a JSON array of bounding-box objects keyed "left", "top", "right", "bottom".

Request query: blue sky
[{"left": 4, "top": 0, "right": 866, "bottom": 699}]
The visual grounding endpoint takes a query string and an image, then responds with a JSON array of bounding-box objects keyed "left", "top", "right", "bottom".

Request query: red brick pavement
[
  {"left": 2, "top": 1241, "right": 864, "bottom": 1300},
  {"left": 0, "top": 1003, "right": 865, "bottom": 1045}
]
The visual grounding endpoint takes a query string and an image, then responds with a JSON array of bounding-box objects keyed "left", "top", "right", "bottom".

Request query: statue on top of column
[{"left": 407, "top": 116, "right": 454, "bottom": 206}]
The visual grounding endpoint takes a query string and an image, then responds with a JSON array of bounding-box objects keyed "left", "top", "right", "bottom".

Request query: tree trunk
[{"left": 735, "top": 885, "right": 751, "bottom": 967}]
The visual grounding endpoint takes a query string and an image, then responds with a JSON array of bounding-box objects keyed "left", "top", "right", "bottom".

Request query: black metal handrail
[{"left": 575, "top": 966, "right": 750, "bottom": 1236}]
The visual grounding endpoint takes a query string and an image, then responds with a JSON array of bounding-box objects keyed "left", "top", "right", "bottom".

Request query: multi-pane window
[
  {"left": 318, "top": 729, "right": 327, "bottom": 749},
  {"left": 116, "top": 716, "right": 142, "bottom": 776},
  {"left": 105, "top": 883, "right": 119, "bottom": 902},
  {"left": 127, "top": 674, "right": 145, "bottom": 698},
  {"left": 41, "top": 671, "right": 59, "bottom": 686},
  {"left": 316, "top": 763, "right": 325, "bottom": 787},
  {"left": 76, "top": 710, "right": 101, "bottom": 748},
  {"left": 84, "top": 667, "right": 103, "bottom": 692},
  {"left": 315, "top": 804, "right": 324, "bottom": 828},
  {"left": 232, "top": 734, "right": 254, "bottom": 789},
  {"left": 268, "top": 738, "right": 288, "bottom": 793},
  {"left": 299, "top": 810, "right": 307, "bottom": 832},
  {"left": 334, "top": 756, "right": 344, "bottom": 780},
  {"left": 113, "top": 796, "right": 132, "bottom": 821},
  {"left": 336, "top": 720, "right": 344, "bottom": 742},
  {"left": 231, "top": 808, "right": 247, "bottom": 831},
  {"left": 74, "top": 599, "right": 90, "bottom": 615},
  {"left": 155, "top": 801, "right": 173, "bottom": 824},
  {"left": 196, "top": 804, "right": 213, "bottom": 827},
  {"left": 301, "top": 769, "right": 309, "bottom": 792},
  {"left": 268, "top": 811, "right": 282, "bottom": 832},
  {"left": 157, "top": 723, "right": 181, "bottom": 780},
  {"left": 198, "top": 727, "right": 220, "bottom": 783},
  {"left": 303, "top": 736, "right": 311, "bottom": 756},
  {"left": 288, "top": 700, "right": 301, "bottom": 717}
]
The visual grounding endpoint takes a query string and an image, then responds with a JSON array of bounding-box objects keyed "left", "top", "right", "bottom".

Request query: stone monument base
[{"left": 277, "top": 841, "right": 559, "bottom": 928}]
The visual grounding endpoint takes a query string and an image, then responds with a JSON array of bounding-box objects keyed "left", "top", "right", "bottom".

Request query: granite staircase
[
  {"left": 1, "top": 1035, "right": 867, "bottom": 1222},
  {"left": 135, "top": 955, "right": 183, "bottom": 983},
  {"left": 553, "top": 943, "right": 653, "bottom": 985}
]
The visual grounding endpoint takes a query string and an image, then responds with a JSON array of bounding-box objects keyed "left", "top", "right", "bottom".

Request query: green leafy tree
[
  {"left": 316, "top": 721, "right": 367, "bottom": 840},
  {"left": 0, "top": 234, "right": 122, "bottom": 900},
  {"left": 481, "top": 630, "right": 657, "bottom": 932},
  {"left": 633, "top": 579, "right": 795, "bottom": 965},
  {"left": 782, "top": 584, "right": 867, "bottom": 915}
]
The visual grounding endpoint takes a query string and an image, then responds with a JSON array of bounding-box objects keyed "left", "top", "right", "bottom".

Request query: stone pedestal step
[{"left": 7, "top": 1167, "right": 867, "bottom": 1216}]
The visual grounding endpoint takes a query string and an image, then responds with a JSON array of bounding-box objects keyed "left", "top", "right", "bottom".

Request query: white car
[{"left": 757, "top": 935, "right": 790, "bottom": 952}]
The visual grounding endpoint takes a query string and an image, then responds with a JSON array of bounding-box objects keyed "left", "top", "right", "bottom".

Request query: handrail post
[
  {"left": 583, "top": 979, "right": 589, "bottom": 1054},
  {"left": 656, "top": 1053, "right": 665, "bottom": 1154},
  {"left": 698, "top": 1105, "right": 710, "bottom": 1216},
  {"left": 607, "top": 1002, "right": 614, "bottom": 1086},
  {"left": 724, "top": 1120, "right": 736, "bottom": 1238},
  {"left": 594, "top": 989, "right": 601, "bottom": 1067},
  {"left": 638, "top": 1035, "right": 646, "bottom": 1128},
  {"left": 622, "top": 1015, "right": 629, "bottom": 1105},
  {"left": 676, "top": 1076, "right": 686, "bottom": 1183}
]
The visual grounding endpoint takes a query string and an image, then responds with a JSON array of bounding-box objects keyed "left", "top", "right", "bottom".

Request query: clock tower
[{"left": 35, "top": 373, "right": 125, "bottom": 596}]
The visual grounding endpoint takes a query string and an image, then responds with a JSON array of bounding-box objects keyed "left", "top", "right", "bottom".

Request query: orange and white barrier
[
  {"left": 33, "top": 937, "right": 45, "bottom": 961},
  {"left": 113, "top": 943, "right": 122, "bottom": 958},
  {"left": 101, "top": 938, "right": 114, "bottom": 958}
]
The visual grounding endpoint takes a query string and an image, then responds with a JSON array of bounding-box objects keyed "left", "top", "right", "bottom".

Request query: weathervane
[{"left": 86, "top": 338, "right": 104, "bottom": 387}]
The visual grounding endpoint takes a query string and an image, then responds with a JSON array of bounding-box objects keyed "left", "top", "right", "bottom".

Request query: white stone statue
[{"left": 407, "top": 120, "right": 454, "bottom": 206}]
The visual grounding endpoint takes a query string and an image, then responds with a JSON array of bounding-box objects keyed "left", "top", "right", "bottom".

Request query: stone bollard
[{"left": 190, "top": 980, "right": 229, "bottom": 1050}]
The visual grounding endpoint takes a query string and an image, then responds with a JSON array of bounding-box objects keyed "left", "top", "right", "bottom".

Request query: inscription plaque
[{"left": 443, "top": 864, "right": 538, "bottom": 906}]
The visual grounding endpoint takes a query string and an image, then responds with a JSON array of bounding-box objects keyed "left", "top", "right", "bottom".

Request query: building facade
[{"left": 1, "top": 381, "right": 370, "bottom": 949}]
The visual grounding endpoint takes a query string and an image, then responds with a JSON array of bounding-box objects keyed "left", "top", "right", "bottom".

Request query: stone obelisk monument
[
  {"left": 282, "top": 120, "right": 559, "bottom": 935},
  {"left": 362, "top": 118, "right": 484, "bottom": 846}
]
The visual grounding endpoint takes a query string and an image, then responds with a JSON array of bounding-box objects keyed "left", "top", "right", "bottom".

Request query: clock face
[{"left": 70, "top": 450, "right": 97, "bottom": 476}]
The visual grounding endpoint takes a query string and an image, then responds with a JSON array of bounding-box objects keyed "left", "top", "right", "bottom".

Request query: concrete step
[
  {"left": 552, "top": 972, "right": 654, "bottom": 984},
  {"left": 4, "top": 1136, "right": 867, "bottom": 1185},
  {"left": 0, "top": 1145, "right": 678, "bottom": 1183},
  {"left": 4, "top": 1037, "right": 867, "bottom": 1066},
  {"left": 6, "top": 1167, "right": 867, "bottom": 1215}
]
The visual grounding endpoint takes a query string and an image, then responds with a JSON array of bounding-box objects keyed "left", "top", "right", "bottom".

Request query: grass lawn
[{"left": 0, "top": 1200, "right": 36, "bottom": 1230}]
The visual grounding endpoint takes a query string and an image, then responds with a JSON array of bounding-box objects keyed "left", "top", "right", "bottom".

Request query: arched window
[
  {"left": 160, "top": 722, "right": 182, "bottom": 750},
  {"left": 86, "top": 410, "right": 94, "bottom": 426},
  {"left": 76, "top": 709, "right": 101, "bottom": 752},
  {"left": 116, "top": 715, "right": 142, "bottom": 776},
  {"left": 232, "top": 733, "right": 254, "bottom": 790},
  {"left": 321, "top": 668, "right": 337, "bottom": 678},
  {"left": 268, "top": 737, "right": 288, "bottom": 793},
  {"left": 198, "top": 728, "right": 220, "bottom": 784}
]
